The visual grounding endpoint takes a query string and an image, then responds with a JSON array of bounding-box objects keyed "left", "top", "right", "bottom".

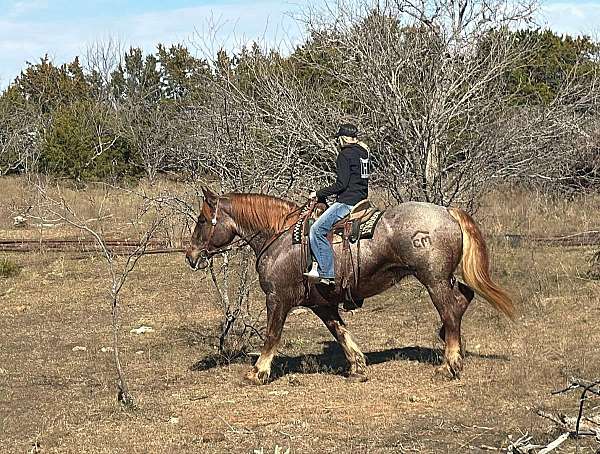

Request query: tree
[
  {"left": 506, "top": 29, "right": 600, "bottom": 106},
  {"left": 0, "top": 86, "right": 39, "bottom": 174},
  {"left": 16, "top": 55, "right": 92, "bottom": 115},
  {"left": 40, "top": 100, "right": 137, "bottom": 182},
  {"left": 289, "top": 0, "right": 600, "bottom": 204},
  {"left": 156, "top": 43, "right": 212, "bottom": 102},
  {"left": 29, "top": 179, "right": 171, "bottom": 408}
]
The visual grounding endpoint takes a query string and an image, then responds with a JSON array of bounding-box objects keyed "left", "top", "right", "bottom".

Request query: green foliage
[
  {"left": 110, "top": 47, "right": 161, "bottom": 102},
  {"left": 156, "top": 43, "right": 212, "bottom": 102},
  {"left": 41, "top": 101, "right": 139, "bottom": 181},
  {"left": 0, "top": 258, "right": 21, "bottom": 278},
  {"left": 16, "top": 55, "right": 92, "bottom": 114},
  {"left": 506, "top": 29, "right": 599, "bottom": 105},
  {"left": 289, "top": 32, "right": 352, "bottom": 107}
]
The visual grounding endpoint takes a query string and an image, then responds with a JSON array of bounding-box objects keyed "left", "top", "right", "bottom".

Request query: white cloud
[
  {"left": 8, "top": 0, "right": 48, "bottom": 18},
  {"left": 538, "top": 2, "right": 600, "bottom": 37},
  {"left": 0, "top": 1, "right": 306, "bottom": 88}
]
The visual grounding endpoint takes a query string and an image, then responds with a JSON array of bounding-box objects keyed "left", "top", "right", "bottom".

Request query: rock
[
  {"left": 130, "top": 325, "right": 154, "bottom": 334},
  {"left": 13, "top": 216, "right": 27, "bottom": 227},
  {"left": 72, "top": 346, "right": 87, "bottom": 352},
  {"left": 100, "top": 347, "right": 113, "bottom": 353},
  {"left": 268, "top": 390, "right": 289, "bottom": 396},
  {"left": 195, "top": 432, "right": 226, "bottom": 443},
  {"left": 290, "top": 307, "right": 309, "bottom": 315},
  {"left": 168, "top": 416, "right": 179, "bottom": 424}
]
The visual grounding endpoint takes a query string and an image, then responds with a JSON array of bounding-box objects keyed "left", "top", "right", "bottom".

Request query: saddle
[
  {"left": 293, "top": 199, "right": 384, "bottom": 311},
  {"left": 330, "top": 200, "right": 382, "bottom": 243},
  {"left": 291, "top": 200, "right": 383, "bottom": 245}
]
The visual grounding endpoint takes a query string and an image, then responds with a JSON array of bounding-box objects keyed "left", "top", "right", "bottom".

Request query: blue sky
[{"left": 1, "top": 0, "right": 599, "bottom": 88}]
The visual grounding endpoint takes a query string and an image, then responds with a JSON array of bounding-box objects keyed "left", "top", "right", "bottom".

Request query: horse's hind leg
[
  {"left": 425, "top": 279, "right": 471, "bottom": 378},
  {"left": 311, "top": 305, "right": 368, "bottom": 382},
  {"left": 245, "top": 297, "right": 290, "bottom": 385},
  {"left": 438, "top": 281, "right": 474, "bottom": 358}
]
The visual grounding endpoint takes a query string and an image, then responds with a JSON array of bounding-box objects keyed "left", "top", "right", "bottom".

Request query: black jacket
[{"left": 317, "top": 143, "right": 369, "bottom": 205}]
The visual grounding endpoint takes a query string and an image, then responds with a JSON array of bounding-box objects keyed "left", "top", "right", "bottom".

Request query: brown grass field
[{"left": 1, "top": 176, "right": 599, "bottom": 453}]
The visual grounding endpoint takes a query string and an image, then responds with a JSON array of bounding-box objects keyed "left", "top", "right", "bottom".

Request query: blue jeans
[{"left": 309, "top": 202, "right": 353, "bottom": 278}]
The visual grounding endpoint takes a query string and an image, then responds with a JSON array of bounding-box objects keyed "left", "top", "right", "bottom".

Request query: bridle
[
  {"left": 199, "top": 199, "right": 238, "bottom": 260},
  {"left": 198, "top": 199, "right": 258, "bottom": 262}
]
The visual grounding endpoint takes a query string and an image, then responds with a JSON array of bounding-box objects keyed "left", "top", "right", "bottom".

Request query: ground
[{"left": 1, "top": 178, "right": 599, "bottom": 453}]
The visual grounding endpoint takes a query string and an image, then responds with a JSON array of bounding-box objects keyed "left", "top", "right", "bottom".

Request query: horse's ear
[{"left": 201, "top": 186, "right": 217, "bottom": 208}]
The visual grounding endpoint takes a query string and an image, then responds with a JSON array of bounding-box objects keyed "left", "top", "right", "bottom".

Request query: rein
[
  {"left": 254, "top": 200, "right": 315, "bottom": 267},
  {"left": 201, "top": 198, "right": 312, "bottom": 267}
]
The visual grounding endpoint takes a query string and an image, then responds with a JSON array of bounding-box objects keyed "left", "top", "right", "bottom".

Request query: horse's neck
[
  {"left": 230, "top": 215, "right": 275, "bottom": 256},
  {"left": 243, "top": 229, "right": 273, "bottom": 256},
  {"left": 226, "top": 195, "right": 298, "bottom": 255}
]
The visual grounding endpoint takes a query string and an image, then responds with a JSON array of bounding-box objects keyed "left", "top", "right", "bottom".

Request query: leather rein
[{"left": 200, "top": 199, "right": 314, "bottom": 267}]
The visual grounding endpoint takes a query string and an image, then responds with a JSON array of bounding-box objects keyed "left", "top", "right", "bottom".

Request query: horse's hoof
[
  {"left": 434, "top": 364, "right": 460, "bottom": 380},
  {"left": 434, "top": 364, "right": 453, "bottom": 379},
  {"left": 447, "top": 356, "right": 463, "bottom": 379},
  {"left": 243, "top": 367, "right": 268, "bottom": 385},
  {"left": 346, "top": 373, "right": 368, "bottom": 383}
]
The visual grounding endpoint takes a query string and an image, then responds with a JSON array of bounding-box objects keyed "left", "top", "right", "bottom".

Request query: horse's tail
[{"left": 447, "top": 207, "right": 515, "bottom": 320}]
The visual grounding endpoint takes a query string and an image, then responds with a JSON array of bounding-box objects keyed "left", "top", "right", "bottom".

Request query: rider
[{"left": 305, "top": 123, "right": 370, "bottom": 286}]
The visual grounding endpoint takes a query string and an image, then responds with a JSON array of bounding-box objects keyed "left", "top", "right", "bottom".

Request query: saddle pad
[
  {"left": 356, "top": 209, "right": 384, "bottom": 240},
  {"left": 292, "top": 203, "right": 314, "bottom": 245}
]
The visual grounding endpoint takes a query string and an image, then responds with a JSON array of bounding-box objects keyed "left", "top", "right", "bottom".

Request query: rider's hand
[{"left": 309, "top": 191, "right": 318, "bottom": 200}]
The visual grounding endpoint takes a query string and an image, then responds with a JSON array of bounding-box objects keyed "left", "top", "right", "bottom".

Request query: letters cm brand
[{"left": 412, "top": 231, "right": 432, "bottom": 248}]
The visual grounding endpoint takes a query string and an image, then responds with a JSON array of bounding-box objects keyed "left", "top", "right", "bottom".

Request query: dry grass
[{"left": 0, "top": 177, "right": 599, "bottom": 453}]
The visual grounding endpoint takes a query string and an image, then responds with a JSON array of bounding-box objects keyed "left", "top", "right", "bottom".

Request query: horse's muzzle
[{"left": 185, "top": 247, "right": 209, "bottom": 271}]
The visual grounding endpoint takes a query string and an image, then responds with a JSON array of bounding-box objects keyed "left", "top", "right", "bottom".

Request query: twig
[
  {"left": 538, "top": 433, "right": 569, "bottom": 454},
  {"left": 576, "top": 380, "right": 600, "bottom": 437}
]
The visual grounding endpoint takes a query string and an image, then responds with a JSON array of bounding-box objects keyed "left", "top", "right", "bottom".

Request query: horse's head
[{"left": 186, "top": 187, "right": 237, "bottom": 270}]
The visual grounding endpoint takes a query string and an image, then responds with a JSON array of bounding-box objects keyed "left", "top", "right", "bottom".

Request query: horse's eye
[{"left": 198, "top": 217, "right": 206, "bottom": 224}]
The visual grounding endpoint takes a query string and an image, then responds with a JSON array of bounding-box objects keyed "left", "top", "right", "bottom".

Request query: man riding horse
[{"left": 305, "top": 123, "right": 370, "bottom": 286}]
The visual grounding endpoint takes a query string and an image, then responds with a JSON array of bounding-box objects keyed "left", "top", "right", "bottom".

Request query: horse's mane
[{"left": 226, "top": 193, "right": 300, "bottom": 234}]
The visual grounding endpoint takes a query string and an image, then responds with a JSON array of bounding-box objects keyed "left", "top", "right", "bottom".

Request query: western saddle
[
  {"left": 330, "top": 199, "right": 379, "bottom": 242},
  {"left": 302, "top": 199, "right": 383, "bottom": 311}
]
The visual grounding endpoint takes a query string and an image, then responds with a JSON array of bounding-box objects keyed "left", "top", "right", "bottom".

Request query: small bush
[
  {"left": 588, "top": 251, "right": 600, "bottom": 280},
  {"left": 0, "top": 258, "right": 21, "bottom": 278}
]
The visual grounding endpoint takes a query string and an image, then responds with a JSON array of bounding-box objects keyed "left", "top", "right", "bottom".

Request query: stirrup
[{"left": 319, "top": 277, "right": 336, "bottom": 286}]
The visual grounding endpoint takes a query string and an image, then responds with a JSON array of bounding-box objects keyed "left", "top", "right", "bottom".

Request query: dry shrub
[
  {"left": 589, "top": 251, "right": 600, "bottom": 280},
  {"left": 0, "top": 257, "right": 20, "bottom": 278}
]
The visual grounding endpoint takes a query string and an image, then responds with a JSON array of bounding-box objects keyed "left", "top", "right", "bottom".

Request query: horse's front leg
[
  {"left": 245, "top": 297, "right": 290, "bottom": 385},
  {"left": 311, "top": 305, "right": 368, "bottom": 382}
]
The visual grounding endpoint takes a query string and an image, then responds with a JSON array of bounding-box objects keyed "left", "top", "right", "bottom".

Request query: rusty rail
[
  {"left": 0, "top": 238, "right": 184, "bottom": 255},
  {"left": 503, "top": 231, "right": 600, "bottom": 247}
]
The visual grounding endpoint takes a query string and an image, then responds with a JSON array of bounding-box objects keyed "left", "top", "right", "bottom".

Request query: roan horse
[{"left": 186, "top": 187, "right": 514, "bottom": 384}]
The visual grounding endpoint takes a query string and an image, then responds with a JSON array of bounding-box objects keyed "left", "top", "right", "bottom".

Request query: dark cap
[{"left": 334, "top": 123, "right": 358, "bottom": 138}]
